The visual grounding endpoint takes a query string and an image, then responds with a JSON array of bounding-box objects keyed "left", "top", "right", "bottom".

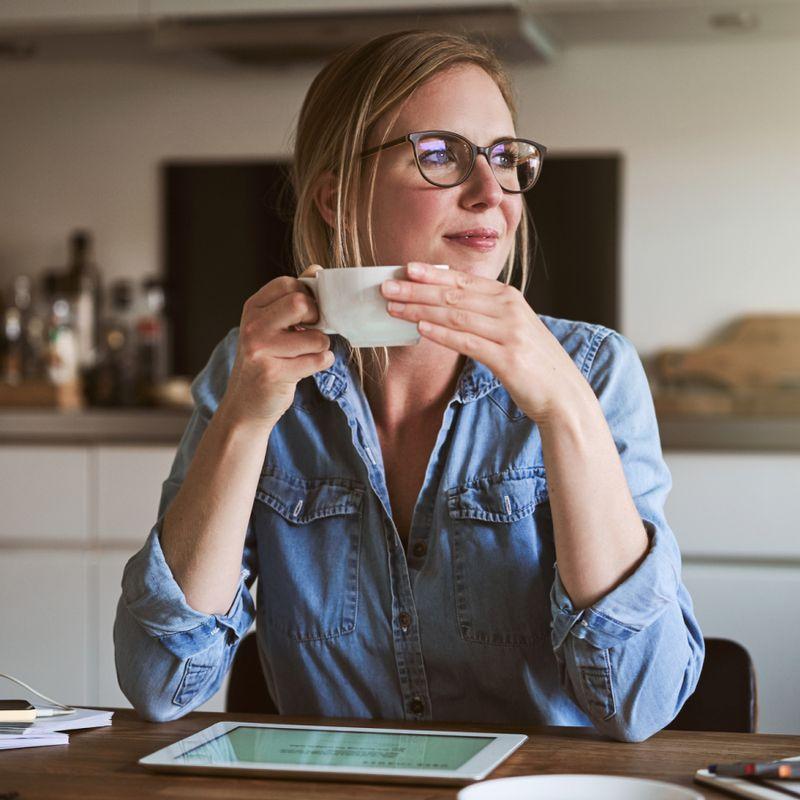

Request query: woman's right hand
[{"left": 220, "top": 265, "right": 332, "bottom": 431}]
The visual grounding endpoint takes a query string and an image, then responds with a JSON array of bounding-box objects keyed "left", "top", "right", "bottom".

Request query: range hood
[{"left": 151, "top": 4, "right": 559, "bottom": 64}]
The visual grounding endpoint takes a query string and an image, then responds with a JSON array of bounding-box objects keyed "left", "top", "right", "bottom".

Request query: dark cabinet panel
[{"left": 164, "top": 157, "right": 619, "bottom": 376}]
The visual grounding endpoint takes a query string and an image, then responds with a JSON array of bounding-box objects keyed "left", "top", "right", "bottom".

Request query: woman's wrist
[
  {"left": 215, "top": 394, "right": 277, "bottom": 441},
  {"left": 534, "top": 378, "right": 600, "bottom": 434}
]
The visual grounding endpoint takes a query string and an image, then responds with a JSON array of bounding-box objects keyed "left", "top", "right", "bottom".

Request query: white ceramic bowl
[{"left": 458, "top": 774, "right": 704, "bottom": 800}]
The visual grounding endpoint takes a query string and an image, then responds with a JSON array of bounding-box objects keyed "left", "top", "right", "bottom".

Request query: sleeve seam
[{"left": 580, "top": 327, "right": 615, "bottom": 380}]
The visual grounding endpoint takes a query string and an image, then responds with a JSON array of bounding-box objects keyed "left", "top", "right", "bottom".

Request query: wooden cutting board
[
  {"left": 651, "top": 314, "right": 800, "bottom": 416},
  {"left": 654, "top": 314, "right": 800, "bottom": 390},
  {"left": 0, "top": 379, "right": 83, "bottom": 409}
]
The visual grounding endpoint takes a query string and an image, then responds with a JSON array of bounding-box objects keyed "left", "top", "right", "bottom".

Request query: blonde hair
[{"left": 290, "top": 30, "right": 532, "bottom": 385}]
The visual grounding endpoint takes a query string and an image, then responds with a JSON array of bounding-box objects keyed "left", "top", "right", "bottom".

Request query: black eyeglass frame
[{"left": 360, "top": 130, "right": 548, "bottom": 194}]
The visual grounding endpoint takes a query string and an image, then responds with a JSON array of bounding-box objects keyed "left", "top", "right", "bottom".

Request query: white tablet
[{"left": 139, "top": 721, "right": 527, "bottom": 785}]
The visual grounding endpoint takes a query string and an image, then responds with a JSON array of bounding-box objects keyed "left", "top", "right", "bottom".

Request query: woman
[{"left": 114, "top": 30, "right": 703, "bottom": 742}]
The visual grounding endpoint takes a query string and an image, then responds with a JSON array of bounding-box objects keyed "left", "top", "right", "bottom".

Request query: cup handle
[{"left": 297, "top": 276, "right": 336, "bottom": 334}]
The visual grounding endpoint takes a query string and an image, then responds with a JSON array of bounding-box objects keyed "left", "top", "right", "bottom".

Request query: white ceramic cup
[{"left": 298, "top": 265, "right": 448, "bottom": 348}]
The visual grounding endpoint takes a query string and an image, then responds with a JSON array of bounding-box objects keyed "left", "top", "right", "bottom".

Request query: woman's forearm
[
  {"left": 160, "top": 400, "right": 272, "bottom": 616},
  {"left": 539, "top": 384, "right": 649, "bottom": 610}
]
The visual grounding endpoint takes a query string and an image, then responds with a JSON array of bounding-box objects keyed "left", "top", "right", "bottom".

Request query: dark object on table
[
  {"left": 226, "top": 631, "right": 278, "bottom": 715},
  {"left": 668, "top": 637, "right": 757, "bottom": 733}
]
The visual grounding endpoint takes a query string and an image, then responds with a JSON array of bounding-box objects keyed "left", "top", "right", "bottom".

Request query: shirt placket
[{"left": 327, "top": 384, "right": 430, "bottom": 720}]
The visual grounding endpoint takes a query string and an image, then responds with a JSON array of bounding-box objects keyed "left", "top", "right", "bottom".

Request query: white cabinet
[
  {"left": 0, "top": 551, "right": 90, "bottom": 705},
  {"left": 95, "top": 446, "right": 176, "bottom": 542},
  {"left": 665, "top": 452, "right": 800, "bottom": 558},
  {"left": 0, "top": 444, "right": 227, "bottom": 713},
  {"left": 665, "top": 452, "right": 800, "bottom": 734},
  {"left": 94, "top": 551, "right": 132, "bottom": 709},
  {"left": 0, "top": 446, "right": 90, "bottom": 542}
]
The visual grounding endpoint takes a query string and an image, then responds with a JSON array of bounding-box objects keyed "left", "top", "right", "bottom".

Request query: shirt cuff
[
  {"left": 121, "top": 525, "right": 255, "bottom": 659},
  {"left": 550, "top": 520, "right": 679, "bottom": 651}
]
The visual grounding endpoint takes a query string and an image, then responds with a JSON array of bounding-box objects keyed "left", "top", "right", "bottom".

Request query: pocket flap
[
  {"left": 256, "top": 469, "right": 363, "bottom": 524},
  {"left": 448, "top": 468, "right": 548, "bottom": 522}
]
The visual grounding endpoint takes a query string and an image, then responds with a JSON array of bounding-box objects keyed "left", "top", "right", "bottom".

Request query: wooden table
[{"left": 2, "top": 709, "right": 799, "bottom": 799}]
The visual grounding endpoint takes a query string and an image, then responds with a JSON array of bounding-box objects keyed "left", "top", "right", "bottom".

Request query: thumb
[{"left": 299, "top": 263, "right": 324, "bottom": 278}]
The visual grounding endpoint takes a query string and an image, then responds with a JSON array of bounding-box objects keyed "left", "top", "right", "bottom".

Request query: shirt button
[
  {"left": 398, "top": 612, "right": 412, "bottom": 632},
  {"left": 409, "top": 696, "right": 425, "bottom": 715},
  {"left": 411, "top": 541, "right": 427, "bottom": 558},
  {"left": 580, "top": 619, "right": 589, "bottom": 628}
]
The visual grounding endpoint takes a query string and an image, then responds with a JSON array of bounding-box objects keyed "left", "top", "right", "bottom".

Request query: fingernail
[
  {"left": 383, "top": 280, "right": 399, "bottom": 294},
  {"left": 387, "top": 301, "right": 405, "bottom": 312},
  {"left": 407, "top": 263, "right": 425, "bottom": 276}
]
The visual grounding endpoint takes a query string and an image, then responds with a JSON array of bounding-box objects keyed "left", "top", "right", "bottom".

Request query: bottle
[
  {"left": 43, "top": 272, "right": 80, "bottom": 387},
  {"left": 90, "top": 279, "right": 137, "bottom": 406},
  {"left": 61, "top": 230, "right": 103, "bottom": 371},
  {"left": 21, "top": 275, "right": 49, "bottom": 380},
  {"left": 134, "top": 277, "right": 169, "bottom": 406},
  {"left": 1, "top": 275, "right": 41, "bottom": 384}
]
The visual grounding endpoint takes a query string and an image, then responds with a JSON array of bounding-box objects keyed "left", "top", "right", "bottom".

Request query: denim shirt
[{"left": 114, "top": 314, "right": 704, "bottom": 742}]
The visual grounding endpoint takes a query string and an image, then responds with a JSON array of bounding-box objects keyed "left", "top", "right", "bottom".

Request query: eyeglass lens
[{"left": 414, "top": 133, "right": 542, "bottom": 192}]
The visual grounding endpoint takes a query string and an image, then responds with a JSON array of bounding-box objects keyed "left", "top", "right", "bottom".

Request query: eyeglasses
[{"left": 360, "top": 130, "right": 547, "bottom": 194}]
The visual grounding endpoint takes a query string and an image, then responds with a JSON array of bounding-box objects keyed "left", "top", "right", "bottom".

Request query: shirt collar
[{"left": 312, "top": 337, "right": 501, "bottom": 404}]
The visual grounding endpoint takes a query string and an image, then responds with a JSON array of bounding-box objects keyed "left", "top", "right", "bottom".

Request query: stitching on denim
[
  {"left": 588, "top": 608, "right": 641, "bottom": 635},
  {"left": 487, "top": 391, "right": 528, "bottom": 421},
  {"left": 581, "top": 327, "right": 614, "bottom": 380},
  {"left": 259, "top": 466, "right": 364, "bottom": 492},
  {"left": 255, "top": 490, "right": 361, "bottom": 523},
  {"left": 449, "top": 465, "right": 547, "bottom": 493}
]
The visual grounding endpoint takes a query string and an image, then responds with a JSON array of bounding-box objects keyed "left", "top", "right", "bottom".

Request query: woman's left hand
[{"left": 381, "top": 261, "right": 594, "bottom": 423}]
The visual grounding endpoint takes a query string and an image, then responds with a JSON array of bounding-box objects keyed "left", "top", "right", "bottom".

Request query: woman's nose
[{"left": 460, "top": 154, "right": 504, "bottom": 209}]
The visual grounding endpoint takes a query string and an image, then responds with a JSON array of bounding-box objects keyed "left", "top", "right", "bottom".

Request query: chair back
[
  {"left": 226, "top": 631, "right": 278, "bottom": 715},
  {"left": 227, "top": 633, "right": 757, "bottom": 732},
  {"left": 668, "top": 637, "right": 757, "bottom": 733}
]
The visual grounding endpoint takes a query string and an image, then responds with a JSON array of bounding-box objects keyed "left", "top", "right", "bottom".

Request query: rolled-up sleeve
[
  {"left": 549, "top": 330, "right": 704, "bottom": 742},
  {"left": 113, "top": 328, "right": 258, "bottom": 722}
]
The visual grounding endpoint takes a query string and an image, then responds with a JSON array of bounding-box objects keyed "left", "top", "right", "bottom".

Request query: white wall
[{"left": 1, "top": 32, "right": 798, "bottom": 356}]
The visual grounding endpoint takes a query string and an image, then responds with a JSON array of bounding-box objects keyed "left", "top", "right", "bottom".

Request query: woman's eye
[
  {"left": 419, "top": 148, "right": 458, "bottom": 167},
  {"left": 491, "top": 151, "right": 517, "bottom": 170}
]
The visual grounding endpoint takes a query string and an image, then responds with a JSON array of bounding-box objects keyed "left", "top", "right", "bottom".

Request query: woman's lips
[
  {"left": 444, "top": 234, "right": 499, "bottom": 252},
  {"left": 443, "top": 228, "right": 500, "bottom": 252}
]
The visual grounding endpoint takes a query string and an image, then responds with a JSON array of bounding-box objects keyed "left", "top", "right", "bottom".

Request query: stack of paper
[{"left": 0, "top": 707, "right": 113, "bottom": 751}]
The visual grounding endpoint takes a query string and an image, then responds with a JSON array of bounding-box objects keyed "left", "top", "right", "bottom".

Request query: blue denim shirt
[{"left": 114, "top": 315, "right": 704, "bottom": 742}]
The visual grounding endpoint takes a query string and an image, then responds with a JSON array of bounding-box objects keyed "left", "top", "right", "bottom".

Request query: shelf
[
  {"left": 0, "top": 409, "right": 191, "bottom": 444},
  {"left": 658, "top": 414, "right": 800, "bottom": 452}
]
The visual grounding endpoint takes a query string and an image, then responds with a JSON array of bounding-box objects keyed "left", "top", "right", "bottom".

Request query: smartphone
[{"left": 0, "top": 699, "right": 36, "bottom": 722}]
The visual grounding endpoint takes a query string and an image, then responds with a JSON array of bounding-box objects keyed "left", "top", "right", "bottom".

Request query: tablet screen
[{"left": 177, "top": 726, "right": 495, "bottom": 771}]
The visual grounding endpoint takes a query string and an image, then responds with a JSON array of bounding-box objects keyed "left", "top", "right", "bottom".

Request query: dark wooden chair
[
  {"left": 226, "top": 631, "right": 278, "bottom": 715},
  {"left": 668, "top": 637, "right": 757, "bottom": 733},
  {"left": 227, "top": 633, "right": 758, "bottom": 733}
]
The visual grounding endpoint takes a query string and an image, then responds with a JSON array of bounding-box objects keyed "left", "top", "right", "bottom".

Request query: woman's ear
[{"left": 313, "top": 170, "right": 337, "bottom": 229}]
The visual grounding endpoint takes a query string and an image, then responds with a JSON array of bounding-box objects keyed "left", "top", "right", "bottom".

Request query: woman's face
[{"left": 362, "top": 64, "right": 523, "bottom": 281}]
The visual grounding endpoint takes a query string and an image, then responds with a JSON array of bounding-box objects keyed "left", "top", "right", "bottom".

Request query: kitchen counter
[
  {"left": 0, "top": 408, "right": 192, "bottom": 444},
  {"left": 0, "top": 409, "right": 799, "bottom": 450}
]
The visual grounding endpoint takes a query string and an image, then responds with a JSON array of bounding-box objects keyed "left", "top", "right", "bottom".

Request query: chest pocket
[
  {"left": 448, "top": 468, "right": 554, "bottom": 647},
  {"left": 253, "top": 468, "right": 364, "bottom": 643}
]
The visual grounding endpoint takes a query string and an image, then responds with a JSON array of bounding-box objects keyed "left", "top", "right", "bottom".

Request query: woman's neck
[{"left": 363, "top": 339, "right": 465, "bottom": 432}]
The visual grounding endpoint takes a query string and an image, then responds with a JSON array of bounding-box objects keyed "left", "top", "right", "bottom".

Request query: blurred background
[{"left": 0, "top": 0, "right": 798, "bottom": 732}]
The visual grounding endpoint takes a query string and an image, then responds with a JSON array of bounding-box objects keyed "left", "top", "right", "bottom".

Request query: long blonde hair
[{"left": 290, "top": 30, "right": 532, "bottom": 384}]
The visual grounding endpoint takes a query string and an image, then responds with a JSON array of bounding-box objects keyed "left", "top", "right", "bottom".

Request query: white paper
[
  {"left": 29, "top": 707, "right": 113, "bottom": 734},
  {"left": 0, "top": 732, "right": 69, "bottom": 750},
  {"left": 0, "top": 707, "right": 113, "bottom": 740}
]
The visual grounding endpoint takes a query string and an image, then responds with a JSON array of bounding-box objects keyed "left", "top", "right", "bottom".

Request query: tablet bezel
[{"left": 138, "top": 721, "right": 528, "bottom": 785}]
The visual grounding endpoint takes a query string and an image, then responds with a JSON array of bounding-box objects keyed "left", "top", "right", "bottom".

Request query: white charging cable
[{"left": 0, "top": 672, "right": 75, "bottom": 716}]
